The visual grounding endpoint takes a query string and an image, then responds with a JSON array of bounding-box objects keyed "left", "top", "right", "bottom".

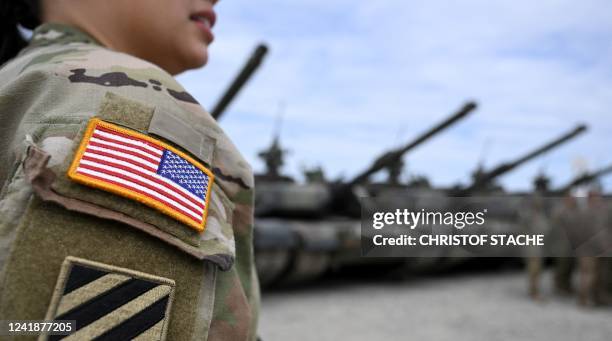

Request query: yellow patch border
[{"left": 67, "top": 118, "right": 214, "bottom": 233}]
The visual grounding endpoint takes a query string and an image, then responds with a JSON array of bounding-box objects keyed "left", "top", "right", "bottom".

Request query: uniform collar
[{"left": 29, "top": 23, "right": 101, "bottom": 48}]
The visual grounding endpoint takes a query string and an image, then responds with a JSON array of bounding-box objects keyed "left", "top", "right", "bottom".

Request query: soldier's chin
[
  {"left": 199, "top": 49, "right": 210, "bottom": 67},
  {"left": 189, "top": 46, "right": 210, "bottom": 68},
  {"left": 172, "top": 48, "right": 209, "bottom": 75}
]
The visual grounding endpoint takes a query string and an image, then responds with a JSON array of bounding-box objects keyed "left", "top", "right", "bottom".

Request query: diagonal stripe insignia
[
  {"left": 67, "top": 118, "right": 215, "bottom": 232},
  {"left": 42, "top": 257, "right": 175, "bottom": 341}
]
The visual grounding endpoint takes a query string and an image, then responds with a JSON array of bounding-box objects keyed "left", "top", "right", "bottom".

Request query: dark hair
[{"left": 0, "top": 0, "right": 40, "bottom": 65}]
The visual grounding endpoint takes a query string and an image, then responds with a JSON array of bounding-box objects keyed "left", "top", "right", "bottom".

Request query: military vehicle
[
  {"left": 252, "top": 110, "right": 590, "bottom": 286},
  {"left": 253, "top": 102, "right": 479, "bottom": 286}
]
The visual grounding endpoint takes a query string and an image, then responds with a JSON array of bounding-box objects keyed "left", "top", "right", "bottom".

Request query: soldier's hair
[{"left": 0, "top": 0, "right": 40, "bottom": 65}]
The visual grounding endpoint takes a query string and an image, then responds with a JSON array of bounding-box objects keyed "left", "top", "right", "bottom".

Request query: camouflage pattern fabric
[{"left": 0, "top": 23, "right": 259, "bottom": 340}]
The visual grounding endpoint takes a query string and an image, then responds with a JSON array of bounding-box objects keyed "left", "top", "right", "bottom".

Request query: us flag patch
[
  {"left": 43, "top": 257, "right": 174, "bottom": 341},
  {"left": 68, "top": 118, "right": 214, "bottom": 232}
]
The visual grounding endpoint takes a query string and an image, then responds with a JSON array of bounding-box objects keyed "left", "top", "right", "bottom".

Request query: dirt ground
[{"left": 259, "top": 270, "right": 611, "bottom": 341}]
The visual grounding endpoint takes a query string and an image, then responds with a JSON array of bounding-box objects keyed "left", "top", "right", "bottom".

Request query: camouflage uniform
[
  {"left": 576, "top": 195, "right": 608, "bottom": 306},
  {"left": 549, "top": 197, "right": 579, "bottom": 295},
  {"left": 0, "top": 23, "right": 259, "bottom": 340},
  {"left": 521, "top": 193, "right": 550, "bottom": 300}
]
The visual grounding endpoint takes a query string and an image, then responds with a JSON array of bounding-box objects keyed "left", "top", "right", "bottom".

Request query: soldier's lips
[{"left": 189, "top": 10, "right": 216, "bottom": 43}]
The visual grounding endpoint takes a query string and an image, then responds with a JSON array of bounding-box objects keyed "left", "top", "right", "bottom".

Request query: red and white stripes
[{"left": 74, "top": 125, "right": 206, "bottom": 224}]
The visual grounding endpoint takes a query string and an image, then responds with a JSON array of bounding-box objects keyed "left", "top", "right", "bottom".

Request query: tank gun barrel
[
  {"left": 347, "top": 101, "right": 477, "bottom": 186},
  {"left": 460, "top": 124, "right": 588, "bottom": 194},
  {"left": 556, "top": 163, "right": 612, "bottom": 193},
  {"left": 211, "top": 43, "right": 269, "bottom": 120}
]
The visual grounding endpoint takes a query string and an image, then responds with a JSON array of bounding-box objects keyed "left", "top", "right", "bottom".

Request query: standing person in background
[
  {"left": 550, "top": 194, "right": 579, "bottom": 295},
  {"left": 577, "top": 187, "right": 608, "bottom": 307},
  {"left": 0, "top": 1, "right": 260, "bottom": 340},
  {"left": 523, "top": 175, "right": 552, "bottom": 301}
]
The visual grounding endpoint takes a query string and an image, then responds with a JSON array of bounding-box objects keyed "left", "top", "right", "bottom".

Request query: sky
[{"left": 178, "top": 0, "right": 612, "bottom": 192}]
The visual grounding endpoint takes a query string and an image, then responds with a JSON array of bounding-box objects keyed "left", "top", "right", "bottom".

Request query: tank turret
[
  {"left": 347, "top": 102, "right": 477, "bottom": 186},
  {"left": 325, "top": 102, "right": 477, "bottom": 216},
  {"left": 555, "top": 163, "right": 612, "bottom": 194},
  {"left": 457, "top": 124, "right": 588, "bottom": 195},
  {"left": 256, "top": 135, "right": 293, "bottom": 183}
]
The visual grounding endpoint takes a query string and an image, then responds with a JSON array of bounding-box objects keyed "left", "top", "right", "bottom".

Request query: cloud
[{"left": 178, "top": 0, "right": 612, "bottom": 191}]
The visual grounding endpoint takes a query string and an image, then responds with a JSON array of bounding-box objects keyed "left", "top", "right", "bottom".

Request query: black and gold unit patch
[{"left": 42, "top": 257, "right": 175, "bottom": 341}]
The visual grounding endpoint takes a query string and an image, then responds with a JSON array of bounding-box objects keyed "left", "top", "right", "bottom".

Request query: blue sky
[{"left": 178, "top": 0, "right": 612, "bottom": 192}]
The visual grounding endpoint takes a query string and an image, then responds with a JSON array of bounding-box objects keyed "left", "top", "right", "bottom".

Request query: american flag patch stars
[{"left": 67, "top": 118, "right": 214, "bottom": 232}]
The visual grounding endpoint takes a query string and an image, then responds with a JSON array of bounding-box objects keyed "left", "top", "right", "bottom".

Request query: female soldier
[{"left": 0, "top": 1, "right": 259, "bottom": 340}]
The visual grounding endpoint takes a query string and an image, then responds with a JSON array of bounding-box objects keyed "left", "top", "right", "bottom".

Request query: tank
[
  {"left": 253, "top": 102, "right": 478, "bottom": 286},
  {"left": 255, "top": 102, "right": 477, "bottom": 217}
]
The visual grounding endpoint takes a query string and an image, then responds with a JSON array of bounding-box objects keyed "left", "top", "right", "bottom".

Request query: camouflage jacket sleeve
[{"left": 0, "top": 23, "right": 259, "bottom": 341}]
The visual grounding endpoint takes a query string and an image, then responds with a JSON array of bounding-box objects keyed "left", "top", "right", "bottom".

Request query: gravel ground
[{"left": 259, "top": 270, "right": 612, "bottom": 341}]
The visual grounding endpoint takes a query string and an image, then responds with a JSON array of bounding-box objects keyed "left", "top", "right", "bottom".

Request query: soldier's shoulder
[{"left": 3, "top": 41, "right": 175, "bottom": 86}]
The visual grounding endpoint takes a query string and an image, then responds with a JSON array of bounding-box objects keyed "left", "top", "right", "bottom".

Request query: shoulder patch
[
  {"left": 67, "top": 118, "right": 214, "bottom": 232},
  {"left": 42, "top": 257, "right": 175, "bottom": 341}
]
